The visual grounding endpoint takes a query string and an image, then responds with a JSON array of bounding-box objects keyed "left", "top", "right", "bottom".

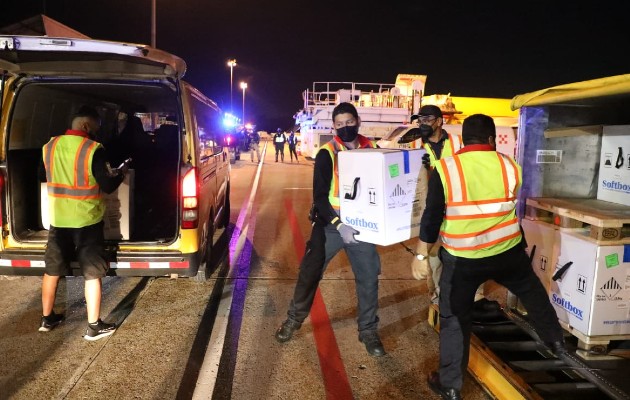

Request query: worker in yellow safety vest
[
  {"left": 413, "top": 114, "right": 565, "bottom": 400},
  {"left": 275, "top": 102, "right": 386, "bottom": 357},
  {"left": 410, "top": 104, "right": 478, "bottom": 304},
  {"left": 39, "top": 105, "right": 130, "bottom": 341},
  {"left": 413, "top": 104, "right": 462, "bottom": 169}
]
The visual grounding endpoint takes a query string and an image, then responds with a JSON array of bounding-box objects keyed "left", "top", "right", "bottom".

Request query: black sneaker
[
  {"left": 84, "top": 319, "right": 117, "bottom": 341},
  {"left": 39, "top": 311, "right": 64, "bottom": 332},
  {"left": 359, "top": 331, "right": 386, "bottom": 357}
]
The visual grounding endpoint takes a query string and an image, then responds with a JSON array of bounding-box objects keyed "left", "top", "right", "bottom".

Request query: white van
[{"left": 0, "top": 35, "right": 230, "bottom": 278}]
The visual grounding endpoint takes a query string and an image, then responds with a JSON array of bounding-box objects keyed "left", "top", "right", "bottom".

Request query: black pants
[
  {"left": 438, "top": 244, "right": 563, "bottom": 390},
  {"left": 44, "top": 221, "right": 109, "bottom": 280},
  {"left": 287, "top": 223, "right": 381, "bottom": 334},
  {"left": 275, "top": 144, "right": 284, "bottom": 161},
  {"left": 288, "top": 145, "right": 298, "bottom": 161}
]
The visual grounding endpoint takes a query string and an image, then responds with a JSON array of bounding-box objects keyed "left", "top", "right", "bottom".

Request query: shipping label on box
[
  {"left": 41, "top": 169, "right": 134, "bottom": 240},
  {"left": 598, "top": 125, "right": 630, "bottom": 206},
  {"left": 551, "top": 232, "right": 630, "bottom": 336},
  {"left": 338, "top": 148, "right": 427, "bottom": 246}
]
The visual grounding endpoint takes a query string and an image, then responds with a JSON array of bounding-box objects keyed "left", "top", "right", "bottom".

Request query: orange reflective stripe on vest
[
  {"left": 437, "top": 151, "right": 522, "bottom": 258},
  {"left": 45, "top": 136, "right": 101, "bottom": 199},
  {"left": 423, "top": 132, "right": 463, "bottom": 170}
]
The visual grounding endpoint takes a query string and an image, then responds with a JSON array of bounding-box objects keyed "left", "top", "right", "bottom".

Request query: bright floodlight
[{"left": 240, "top": 82, "right": 248, "bottom": 89}]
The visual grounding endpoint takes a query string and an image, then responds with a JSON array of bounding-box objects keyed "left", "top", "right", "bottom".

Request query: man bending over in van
[{"left": 39, "top": 106, "right": 130, "bottom": 341}]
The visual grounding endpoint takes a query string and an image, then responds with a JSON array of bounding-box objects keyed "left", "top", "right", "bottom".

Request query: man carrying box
[{"left": 275, "top": 102, "right": 386, "bottom": 357}]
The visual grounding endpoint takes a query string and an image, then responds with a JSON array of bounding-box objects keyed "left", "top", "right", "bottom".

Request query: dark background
[{"left": 1, "top": 1, "right": 628, "bottom": 131}]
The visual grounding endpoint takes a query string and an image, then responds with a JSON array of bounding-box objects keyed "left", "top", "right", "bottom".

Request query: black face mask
[
  {"left": 419, "top": 124, "right": 433, "bottom": 141},
  {"left": 337, "top": 125, "right": 359, "bottom": 142}
]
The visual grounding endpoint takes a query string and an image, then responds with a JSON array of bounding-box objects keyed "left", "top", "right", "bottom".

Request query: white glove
[
  {"left": 337, "top": 223, "right": 359, "bottom": 244},
  {"left": 411, "top": 256, "right": 429, "bottom": 280}
]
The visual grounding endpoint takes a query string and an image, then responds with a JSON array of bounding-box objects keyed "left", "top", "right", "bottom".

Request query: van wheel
[
  {"left": 220, "top": 192, "right": 230, "bottom": 229},
  {"left": 193, "top": 220, "right": 214, "bottom": 282},
  {"left": 202, "top": 219, "right": 214, "bottom": 267}
]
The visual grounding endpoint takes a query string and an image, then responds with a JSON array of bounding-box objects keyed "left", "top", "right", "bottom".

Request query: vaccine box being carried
[
  {"left": 598, "top": 125, "right": 630, "bottom": 206},
  {"left": 41, "top": 170, "right": 134, "bottom": 240},
  {"left": 338, "top": 148, "right": 427, "bottom": 246}
]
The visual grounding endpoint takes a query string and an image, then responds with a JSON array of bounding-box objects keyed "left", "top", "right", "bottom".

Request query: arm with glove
[{"left": 412, "top": 168, "right": 445, "bottom": 280}]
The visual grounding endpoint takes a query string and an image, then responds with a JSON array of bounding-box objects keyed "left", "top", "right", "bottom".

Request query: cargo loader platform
[{"left": 428, "top": 300, "right": 630, "bottom": 400}]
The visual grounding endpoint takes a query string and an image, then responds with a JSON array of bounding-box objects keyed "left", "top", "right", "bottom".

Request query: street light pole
[
  {"left": 240, "top": 81, "right": 248, "bottom": 123},
  {"left": 151, "top": 0, "right": 156, "bottom": 47},
  {"left": 227, "top": 59, "right": 237, "bottom": 113}
]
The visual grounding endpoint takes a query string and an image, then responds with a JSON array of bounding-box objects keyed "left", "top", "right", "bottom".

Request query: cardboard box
[
  {"left": 598, "top": 125, "right": 630, "bottom": 206},
  {"left": 41, "top": 169, "right": 134, "bottom": 240},
  {"left": 521, "top": 218, "right": 559, "bottom": 294},
  {"left": 338, "top": 148, "right": 427, "bottom": 246},
  {"left": 550, "top": 232, "right": 630, "bottom": 336}
]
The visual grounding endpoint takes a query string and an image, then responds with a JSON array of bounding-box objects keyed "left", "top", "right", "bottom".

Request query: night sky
[{"left": 2, "top": 1, "right": 629, "bottom": 130}]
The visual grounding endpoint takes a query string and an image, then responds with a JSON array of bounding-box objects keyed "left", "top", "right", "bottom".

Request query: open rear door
[{"left": 0, "top": 35, "right": 186, "bottom": 79}]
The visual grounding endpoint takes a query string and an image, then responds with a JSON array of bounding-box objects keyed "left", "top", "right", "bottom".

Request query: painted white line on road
[{"left": 192, "top": 144, "right": 266, "bottom": 399}]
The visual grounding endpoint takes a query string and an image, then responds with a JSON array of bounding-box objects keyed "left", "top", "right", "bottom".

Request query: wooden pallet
[{"left": 525, "top": 197, "right": 630, "bottom": 243}]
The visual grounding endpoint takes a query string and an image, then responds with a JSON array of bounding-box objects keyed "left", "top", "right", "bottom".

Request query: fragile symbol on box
[{"left": 577, "top": 274, "right": 587, "bottom": 294}]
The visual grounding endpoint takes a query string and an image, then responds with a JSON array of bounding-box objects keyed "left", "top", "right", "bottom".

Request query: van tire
[
  {"left": 192, "top": 267, "right": 208, "bottom": 282},
  {"left": 202, "top": 217, "right": 215, "bottom": 267},
  {"left": 220, "top": 192, "right": 230, "bottom": 229}
]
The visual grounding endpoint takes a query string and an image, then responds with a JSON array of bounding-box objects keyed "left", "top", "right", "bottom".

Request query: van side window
[{"left": 191, "top": 93, "right": 222, "bottom": 158}]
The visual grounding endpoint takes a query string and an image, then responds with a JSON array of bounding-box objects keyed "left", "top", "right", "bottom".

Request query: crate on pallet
[{"left": 525, "top": 197, "right": 630, "bottom": 244}]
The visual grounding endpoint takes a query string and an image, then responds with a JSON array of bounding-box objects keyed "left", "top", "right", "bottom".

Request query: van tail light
[{"left": 182, "top": 168, "right": 198, "bottom": 229}]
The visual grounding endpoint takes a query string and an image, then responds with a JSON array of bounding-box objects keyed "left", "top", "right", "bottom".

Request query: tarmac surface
[{"left": 0, "top": 140, "right": 494, "bottom": 399}]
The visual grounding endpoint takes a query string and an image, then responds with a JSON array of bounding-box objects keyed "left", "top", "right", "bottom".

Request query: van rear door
[{"left": 0, "top": 35, "right": 186, "bottom": 79}]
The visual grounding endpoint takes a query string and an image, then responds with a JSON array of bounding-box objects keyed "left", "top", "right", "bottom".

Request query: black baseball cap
[{"left": 412, "top": 105, "right": 442, "bottom": 120}]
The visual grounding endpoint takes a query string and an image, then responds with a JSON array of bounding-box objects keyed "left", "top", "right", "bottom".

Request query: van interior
[{"left": 7, "top": 80, "right": 182, "bottom": 244}]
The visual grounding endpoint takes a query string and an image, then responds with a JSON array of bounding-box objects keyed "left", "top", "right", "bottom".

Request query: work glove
[
  {"left": 337, "top": 223, "right": 359, "bottom": 244},
  {"left": 411, "top": 256, "right": 429, "bottom": 280},
  {"left": 422, "top": 153, "right": 431, "bottom": 170}
]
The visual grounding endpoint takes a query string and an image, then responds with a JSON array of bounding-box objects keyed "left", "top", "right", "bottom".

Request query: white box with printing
[
  {"left": 598, "top": 125, "right": 630, "bottom": 206},
  {"left": 551, "top": 232, "right": 630, "bottom": 336},
  {"left": 338, "top": 148, "right": 427, "bottom": 246}
]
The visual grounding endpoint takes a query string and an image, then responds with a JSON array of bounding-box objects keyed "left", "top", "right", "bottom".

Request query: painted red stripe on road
[{"left": 284, "top": 198, "right": 353, "bottom": 400}]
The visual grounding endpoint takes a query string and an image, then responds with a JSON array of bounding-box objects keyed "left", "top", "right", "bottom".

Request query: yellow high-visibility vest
[
  {"left": 435, "top": 149, "right": 522, "bottom": 258},
  {"left": 423, "top": 132, "right": 462, "bottom": 169},
  {"left": 318, "top": 134, "right": 376, "bottom": 210},
  {"left": 43, "top": 131, "right": 104, "bottom": 228}
]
